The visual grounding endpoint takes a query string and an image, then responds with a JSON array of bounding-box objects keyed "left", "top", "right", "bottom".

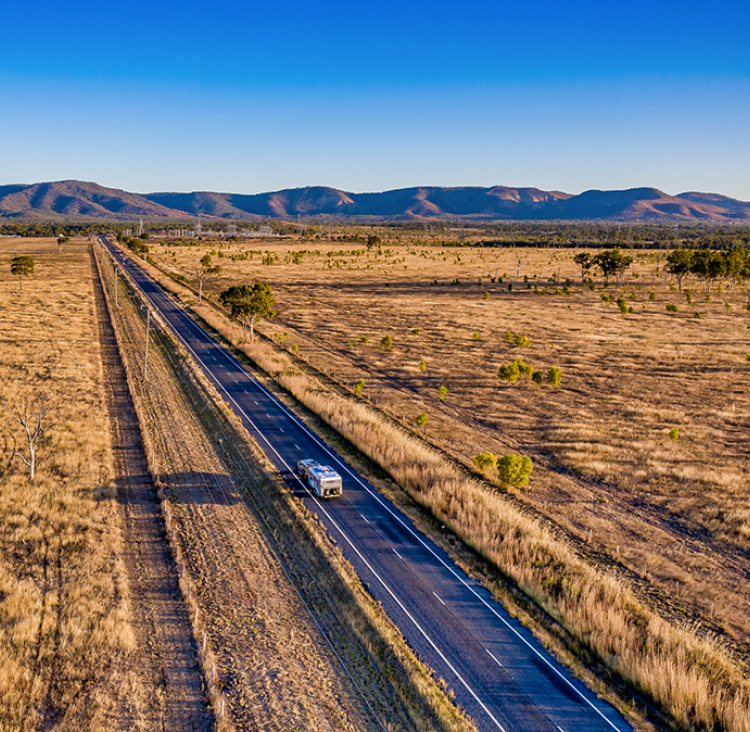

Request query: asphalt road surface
[{"left": 102, "top": 238, "right": 633, "bottom": 732}]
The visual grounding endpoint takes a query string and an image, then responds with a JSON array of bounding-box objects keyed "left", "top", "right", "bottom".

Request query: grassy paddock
[
  {"left": 131, "top": 236, "right": 750, "bottom": 732},
  {"left": 0, "top": 239, "right": 152, "bottom": 731}
]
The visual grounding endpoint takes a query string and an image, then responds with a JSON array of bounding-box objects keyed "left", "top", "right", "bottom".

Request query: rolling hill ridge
[{"left": 2, "top": 180, "right": 749, "bottom": 222}]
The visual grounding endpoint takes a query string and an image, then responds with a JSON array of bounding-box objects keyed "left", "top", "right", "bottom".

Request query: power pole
[{"left": 143, "top": 309, "right": 151, "bottom": 381}]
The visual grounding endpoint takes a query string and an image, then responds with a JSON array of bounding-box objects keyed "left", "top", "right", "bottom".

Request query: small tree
[
  {"left": 438, "top": 385, "right": 448, "bottom": 401},
  {"left": 472, "top": 452, "right": 497, "bottom": 474},
  {"left": 514, "top": 334, "right": 530, "bottom": 347},
  {"left": 379, "top": 335, "right": 393, "bottom": 351},
  {"left": 419, "top": 360, "right": 427, "bottom": 372},
  {"left": 415, "top": 412, "right": 428, "bottom": 427},
  {"left": 496, "top": 454, "right": 533, "bottom": 488},
  {"left": 573, "top": 252, "right": 594, "bottom": 283},
  {"left": 498, "top": 362, "right": 520, "bottom": 382},
  {"left": 10, "top": 394, "right": 54, "bottom": 482},
  {"left": 666, "top": 249, "right": 694, "bottom": 291},
  {"left": 194, "top": 253, "right": 221, "bottom": 303},
  {"left": 354, "top": 378, "right": 365, "bottom": 395},
  {"left": 10, "top": 256, "right": 34, "bottom": 291},
  {"left": 219, "top": 282, "right": 276, "bottom": 342},
  {"left": 366, "top": 234, "right": 381, "bottom": 251},
  {"left": 547, "top": 366, "right": 562, "bottom": 388},
  {"left": 595, "top": 249, "right": 633, "bottom": 286}
]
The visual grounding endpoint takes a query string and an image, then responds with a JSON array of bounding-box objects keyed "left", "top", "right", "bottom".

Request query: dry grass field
[
  {"left": 141, "top": 234, "right": 750, "bottom": 731},
  {"left": 0, "top": 238, "right": 170, "bottom": 731}
]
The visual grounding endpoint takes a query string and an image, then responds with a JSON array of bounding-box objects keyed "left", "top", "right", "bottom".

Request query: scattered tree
[
  {"left": 366, "top": 234, "right": 381, "bottom": 250},
  {"left": 438, "top": 385, "right": 448, "bottom": 401},
  {"left": 666, "top": 249, "right": 695, "bottom": 291},
  {"left": 194, "top": 253, "right": 222, "bottom": 303},
  {"left": 354, "top": 378, "right": 365, "bottom": 395},
  {"left": 547, "top": 366, "right": 562, "bottom": 387},
  {"left": 573, "top": 252, "right": 594, "bottom": 282},
  {"left": 595, "top": 249, "right": 633, "bottom": 286},
  {"left": 668, "top": 428, "right": 680, "bottom": 442},
  {"left": 219, "top": 282, "right": 276, "bottom": 342},
  {"left": 9, "top": 394, "right": 54, "bottom": 482},
  {"left": 472, "top": 452, "right": 497, "bottom": 473},
  {"left": 379, "top": 335, "right": 393, "bottom": 351},
  {"left": 496, "top": 454, "right": 533, "bottom": 488},
  {"left": 10, "top": 256, "right": 34, "bottom": 291},
  {"left": 415, "top": 412, "right": 428, "bottom": 427}
]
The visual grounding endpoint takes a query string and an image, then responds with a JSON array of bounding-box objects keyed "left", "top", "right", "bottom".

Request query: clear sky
[{"left": 2, "top": 0, "right": 750, "bottom": 199}]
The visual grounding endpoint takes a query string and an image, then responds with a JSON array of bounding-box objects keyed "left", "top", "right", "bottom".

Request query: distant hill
[{"left": 2, "top": 180, "right": 750, "bottom": 222}]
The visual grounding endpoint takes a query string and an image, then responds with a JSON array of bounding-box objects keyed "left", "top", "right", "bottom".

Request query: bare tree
[
  {"left": 516, "top": 252, "right": 526, "bottom": 278},
  {"left": 11, "top": 394, "right": 54, "bottom": 482},
  {"left": 194, "top": 254, "right": 221, "bottom": 303}
]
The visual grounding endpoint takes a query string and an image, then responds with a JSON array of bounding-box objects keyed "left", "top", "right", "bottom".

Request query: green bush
[
  {"left": 412, "top": 328, "right": 421, "bottom": 335},
  {"left": 419, "top": 360, "right": 427, "bottom": 372},
  {"left": 514, "top": 334, "right": 530, "bottom": 347},
  {"left": 649, "top": 291, "right": 657, "bottom": 301},
  {"left": 472, "top": 452, "right": 497, "bottom": 473},
  {"left": 483, "top": 291, "right": 490, "bottom": 300},
  {"left": 694, "top": 312, "right": 702, "bottom": 319},
  {"left": 617, "top": 296, "right": 628, "bottom": 314},
  {"left": 686, "top": 291, "right": 693, "bottom": 305},
  {"left": 438, "top": 385, "right": 448, "bottom": 401},
  {"left": 354, "top": 379, "right": 365, "bottom": 396},
  {"left": 496, "top": 454, "right": 533, "bottom": 488},
  {"left": 515, "top": 357, "right": 533, "bottom": 378},
  {"left": 361, "top": 336, "right": 369, "bottom": 343},
  {"left": 472, "top": 331, "right": 481, "bottom": 340},
  {"left": 379, "top": 334, "right": 393, "bottom": 351},
  {"left": 503, "top": 330, "right": 514, "bottom": 343},
  {"left": 668, "top": 428, "right": 679, "bottom": 442},
  {"left": 415, "top": 412, "right": 428, "bottom": 427},
  {"left": 532, "top": 370, "right": 544, "bottom": 384},
  {"left": 498, "top": 362, "right": 520, "bottom": 382},
  {"left": 547, "top": 366, "right": 562, "bottom": 388},
  {"left": 666, "top": 303, "right": 679, "bottom": 313}
]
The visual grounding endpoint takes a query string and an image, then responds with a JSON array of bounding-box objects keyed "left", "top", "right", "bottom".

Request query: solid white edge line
[{"left": 109, "top": 239, "right": 628, "bottom": 732}]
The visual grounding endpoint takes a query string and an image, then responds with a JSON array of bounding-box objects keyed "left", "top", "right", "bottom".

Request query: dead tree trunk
[{"left": 11, "top": 395, "right": 53, "bottom": 482}]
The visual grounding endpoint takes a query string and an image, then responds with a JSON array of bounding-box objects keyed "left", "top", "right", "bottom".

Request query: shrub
[
  {"left": 514, "top": 334, "right": 530, "bottom": 347},
  {"left": 419, "top": 360, "right": 427, "bottom": 372},
  {"left": 472, "top": 452, "right": 497, "bottom": 473},
  {"left": 361, "top": 336, "right": 369, "bottom": 343},
  {"left": 412, "top": 328, "right": 421, "bottom": 335},
  {"left": 725, "top": 303, "right": 732, "bottom": 312},
  {"left": 415, "top": 412, "right": 428, "bottom": 427},
  {"left": 694, "top": 312, "right": 702, "bottom": 319},
  {"left": 532, "top": 370, "right": 544, "bottom": 384},
  {"left": 686, "top": 291, "right": 693, "bottom": 305},
  {"left": 379, "top": 335, "right": 393, "bottom": 351},
  {"left": 483, "top": 291, "right": 490, "bottom": 300},
  {"left": 498, "top": 362, "right": 520, "bottom": 382},
  {"left": 496, "top": 454, "right": 533, "bottom": 488},
  {"left": 669, "top": 428, "right": 679, "bottom": 441},
  {"left": 514, "top": 357, "right": 533, "bottom": 378},
  {"left": 438, "top": 385, "right": 448, "bottom": 401},
  {"left": 649, "top": 291, "right": 657, "bottom": 301},
  {"left": 503, "top": 330, "right": 514, "bottom": 343},
  {"left": 666, "top": 303, "right": 679, "bottom": 313},
  {"left": 617, "top": 296, "right": 628, "bottom": 314},
  {"left": 547, "top": 366, "right": 562, "bottom": 388},
  {"left": 354, "top": 379, "right": 365, "bottom": 396},
  {"left": 472, "top": 331, "right": 481, "bottom": 340}
]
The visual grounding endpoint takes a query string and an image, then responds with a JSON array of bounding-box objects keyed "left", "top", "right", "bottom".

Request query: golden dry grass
[
  {"left": 0, "top": 239, "right": 154, "bottom": 731},
  {"left": 137, "top": 235, "right": 750, "bottom": 731}
]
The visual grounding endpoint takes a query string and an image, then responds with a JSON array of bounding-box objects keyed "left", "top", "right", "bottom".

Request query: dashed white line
[
  {"left": 360, "top": 514, "right": 370, "bottom": 524},
  {"left": 433, "top": 591, "right": 446, "bottom": 606},
  {"left": 294, "top": 444, "right": 301, "bottom": 450},
  {"left": 485, "top": 647, "right": 504, "bottom": 668},
  {"left": 393, "top": 549, "right": 403, "bottom": 560}
]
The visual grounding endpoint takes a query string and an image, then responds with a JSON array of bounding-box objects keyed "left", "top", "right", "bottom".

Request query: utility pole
[{"left": 143, "top": 309, "right": 151, "bottom": 382}]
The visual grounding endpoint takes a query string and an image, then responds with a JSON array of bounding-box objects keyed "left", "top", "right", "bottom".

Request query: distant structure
[{"left": 138, "top": 219, "right": 144, "bottom": 237}]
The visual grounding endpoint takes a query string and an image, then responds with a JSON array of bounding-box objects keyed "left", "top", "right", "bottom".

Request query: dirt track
[{"left": 91, "top": 249, "right": 212, "bottom": 731}]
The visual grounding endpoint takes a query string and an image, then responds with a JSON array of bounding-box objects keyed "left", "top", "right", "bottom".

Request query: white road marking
[
  {"left": 294, "top": 444, "right": 301, "bottom": 450},
  {"left": 279, "top": 428, "right": 284, "bottom": 433},
  {"left": 433, "top": 591, "right": 446, "bottom": 606},
  {"left": 485, "top": 647, "right": 504, "bottom": 668},
  {"left": 393, "top": 549, "right": 403, "bottom": 559},
  {"left": 360, "top": 514, "right": 370, "bottom": 524}
]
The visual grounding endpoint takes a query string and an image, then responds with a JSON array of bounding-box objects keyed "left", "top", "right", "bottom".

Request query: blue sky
[{"left": 2, "top": 0, "right": 750, "bottom": 199}]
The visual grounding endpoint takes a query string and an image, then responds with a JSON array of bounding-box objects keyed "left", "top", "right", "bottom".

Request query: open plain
[{"left": 143, "top": 231, "right": 750, "bottom": 730}]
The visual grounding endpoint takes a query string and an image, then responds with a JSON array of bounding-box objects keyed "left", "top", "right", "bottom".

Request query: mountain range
[{"left": 1, "top": 180, "right": 749, "bottom": 222}]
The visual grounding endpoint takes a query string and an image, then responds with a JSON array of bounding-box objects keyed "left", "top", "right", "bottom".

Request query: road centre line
[
  {"left": 485, "top": 647, "right": 504, "bottom": 668},
  {"left": 433, "top": 591, "right": 446, "bottom": 606}
]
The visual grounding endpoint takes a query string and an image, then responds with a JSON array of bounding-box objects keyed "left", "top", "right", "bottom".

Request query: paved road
[{"left": 101, "top": 238, "right": 632, "bottom": 732}]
